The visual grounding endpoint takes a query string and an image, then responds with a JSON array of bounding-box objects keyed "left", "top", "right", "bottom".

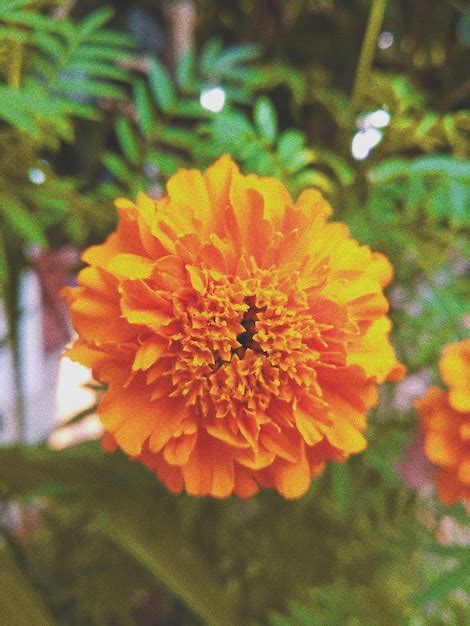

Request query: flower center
[
  {"left": 233, "top": 296, "right": 266, "bottom": 358},
  {"left": 168, "top": 261, "right": 322, "bottom": 420}
]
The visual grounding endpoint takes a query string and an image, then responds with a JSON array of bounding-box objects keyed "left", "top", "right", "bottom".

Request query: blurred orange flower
[
  {"left": 415, "top": 339, "right": 470, "bottom": 512},
  {"left": 64, "top": 156, "right": 402, "bottom": 499}
]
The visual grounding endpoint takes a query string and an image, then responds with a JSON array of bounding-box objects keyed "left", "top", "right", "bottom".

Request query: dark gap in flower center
[{"left": 234, "top": 295, "right": 266, "bottom": 358}]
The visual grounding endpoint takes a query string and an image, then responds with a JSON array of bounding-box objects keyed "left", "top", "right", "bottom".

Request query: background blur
[{"left": 0, "top": 1, "right": 469, "bottom": 625}]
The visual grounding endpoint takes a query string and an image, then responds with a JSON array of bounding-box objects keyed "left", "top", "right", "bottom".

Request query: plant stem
[
  {"left": 351, "top": 0, "right": 387, "bottom": 111},
  {"left": 8, "top": 41, "right": 23, "bottom": 89}
]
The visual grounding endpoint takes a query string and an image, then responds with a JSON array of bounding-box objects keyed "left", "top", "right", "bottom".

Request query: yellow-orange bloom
[
  {"left": 415, "top": 339, "right": 470, "bottom": 512},
  {"left": 64, "top": 156, "right": 402, "bottom": 499}
]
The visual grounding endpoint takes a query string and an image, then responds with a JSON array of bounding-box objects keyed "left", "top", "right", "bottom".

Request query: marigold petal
[
  {"left": 295, "top": 188, "right": 332, "bottom": 221},
  {"left": 457, "top": 460, "right": 470, "bottom": 486},
  {"left": 272, "top": 452, "right": 311, "bottom": 499},
  {"left": 234, "top": 445, "right": 276, "bottom": 470},
  {"left": 145, "top": 453, "right": 184, "bottom": 495},
  {"left": 69, "top": 293, "right": 136, "bottom": 345},
  {"left": 147, "top": 398, "right": 188, "bottom": 454},
  {"left": 424, "top": 432, "right": 461, "bottom": 467},
  {"left": 106, "top": 253, "right": 154, "bottom": 280},
  {"left": 259, "top": 425, "right": 301, "bottom": 463},
  {"left": 82, "top": 207, "right": 148, "bottom": 267},
  {"left": 186, "top": 265, "right": 206, "bottom": 292},
  {"left": 294, "top": 405, "right": 325, "bottom": 446},
  {"left": 449, "top": 389, "right": 470, "bottom": 413},
  {"left": 164, "top": 432, "right": 197, "bottom": 466},
  {"left": 440, "top": 339, "right": 470, "bottom": 391},
  {"left": 436, "top": 469, "right": 461, "bottom": 505},
  {"left": 203, "top": 155, "right": 239, "bottom": 235},
  {"left": 120, "top": 280, "right": 172, "bottom": 329},
  {"left": 101, "top": 432, "right": 118, "bottom": 453},
  {"left": 113, "top": 413, "right": 155, "bottom": 456},
  {"left": 182, "top": 436, "right": 235, "bottom": 498},
  {"left": 233, "top": 465, "right": 259, "bottom": 499},
  {"left": 326, "top": 418, "right": 367, "bottom": 454},
  {"left": 133, "top": 337, "right": 168, "bottom": 372},
  {"left": 347, "top": 317, "right": 401, "bottom": 382},
  {"left": 166, "top": 168, "right": 212, "bottom": 229}
]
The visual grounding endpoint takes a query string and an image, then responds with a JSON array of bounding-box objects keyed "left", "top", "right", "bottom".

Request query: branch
[{"left": 351, "top": 0, "right": 387, "bottom": 111}]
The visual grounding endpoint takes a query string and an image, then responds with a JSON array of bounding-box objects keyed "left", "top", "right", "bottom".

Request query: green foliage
[
  {"left": 201, "top": 104, "right": 329, "bottom": 196},
  {"left": 414, "top": 557, "right": 470, "bottom": 610},
  {"left": 27, "top": 507, "right": 154, "bottom": 626},
  {"left": 0, "top": 132, "right": 113, "bottom": 297},
  {"left": 363, "top": 73, "right": 470, "bottom": 157},
  {"left": 0, "top": 444, "right": 237, "bottom": 626},
  {"left": 98, "top": 37, "right": 272, "bottom": 199},
  {"left": 99, "top": 41, "right": 338, "bottom": 201},
  {"left": 0, "top": 3, "right": 134, "bottom": 141},
  {"left": 0, "top": 439, "right": 446, "bottom": 626},
  {"left": 1, "top": 1, "right": 470, "bottom": 624},
  {"left": 0, "top": 543, "right": 55, "bottom": 626},
  {"left": 368, "top": 155, "right": 470, "bottom": 230},
  {"left": 0, "top": 2, "right": 132, "bottom": 291}
]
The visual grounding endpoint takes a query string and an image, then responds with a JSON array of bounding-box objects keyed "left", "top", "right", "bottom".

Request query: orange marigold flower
[
  {"left": 64, "top": 156, "right": 403, "bottom": 499},
  {"left": 415, "top": 339, "right": 470, "bottom": 512}
]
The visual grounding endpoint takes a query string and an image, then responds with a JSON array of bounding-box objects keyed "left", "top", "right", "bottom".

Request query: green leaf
[
  {"left": 213, "top": 44, "right": 261, "bottom": 75},
  {"left": 159, "top": 127, "right": 198, "bottom": 151},
  {"left": 409, "top": 155, "right": 470, "bottom": 179},
  {"left": 0, "top": 546, "right": 55, "bottom": 626},
  {"left": 174, "top": 99, "right": 208, "bottom": 119},
  {"left": 2, "top": 10, "right": 56, "bottom": 31},
  {"left": 319, "top": 151, "right": 354, "bottom": 186},
  {"left": 200, "top": 38, "right": 223, "bottom": 76},
  {"left": 0, "top": 26, "right": 29, "bottom": 42},
  {"left": 77, "top": 44, "right": 133, "bottom": 62},
  {"left": 97, "top": 181, "right": 122, "bottom": 198},
  {"left": 78, "top": 7, "right": 114, "bottom": 36},
  {"left": 414, "top": 558, "right": 470, "bottom": 608},
  {"left": 277, "top": 129, "right": 305, "bottom": 163},
  {"left": 285, "top": 148, "right": 315, "bottom": 174},
  {"left": 269, "top": 614, "right": 291, "bottom": 626},
  {"left": 223, "top": 84, "right": 253, "bottom": 105},
  {"left": 115, "top": 117, "right": 140, "bottom": 166},
  {"left": 34, "top": 32, "right": 64, "bottom": 59},
  {"left": 0, "top": 90, "right": 40, "bottom": 136},
  {"left": 99, "top": 502, "right": 239, "bottom": 626},
  {"left": 146, "top": 152, "right": 182, "bottom": 177},
  {"left": 57, "top": 77, "right": 127, "bottom": 100},
  {"left": 29, "top": 56, "right": 56, "bottom": 81},
  {"left": 244, "top": 148, "right": 277, "bottom": 176},
  {"left": 1, "top": 197, "right": 46, "bottom": 245},
  {"left": 291, "top": 170, "right": 333, "bottom": 194},
  {"left": 372, "top": 156, "right": 470, "bottom": 183},
  {"left": 369, "top": 158, "right": 409, "bottom": 183},
  {"left": 331, "top": 464, "right": 352, "bottom": 520},
  {"left": 133, "top": 80, "right": 154, "bottom": 138},
  {"left": 65, "top": 59, "right": 129, "bottom": 82},
  {"left": 86, "top": 30, "right": 135, "bottom": 49},
  {"left": 149, "top": 58, "right": 176, "bottom": 113},
  {"left": 448, "top": 180, "right": 470, "bottom": 227},
  {"left": 57, "top": 99, "right": 100, "bottom": 121},
  {"left": 176, "top": 47, "right": 197, "bottom": 93},
  {"left": 102, "top": 153, "right": 132, "bottom": 184},
  {"left": 254, "top": 96, "right": 278, "bottom": 144},
  {"left": 0, "top": 0, "right": 29, "bottom": 15}
]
